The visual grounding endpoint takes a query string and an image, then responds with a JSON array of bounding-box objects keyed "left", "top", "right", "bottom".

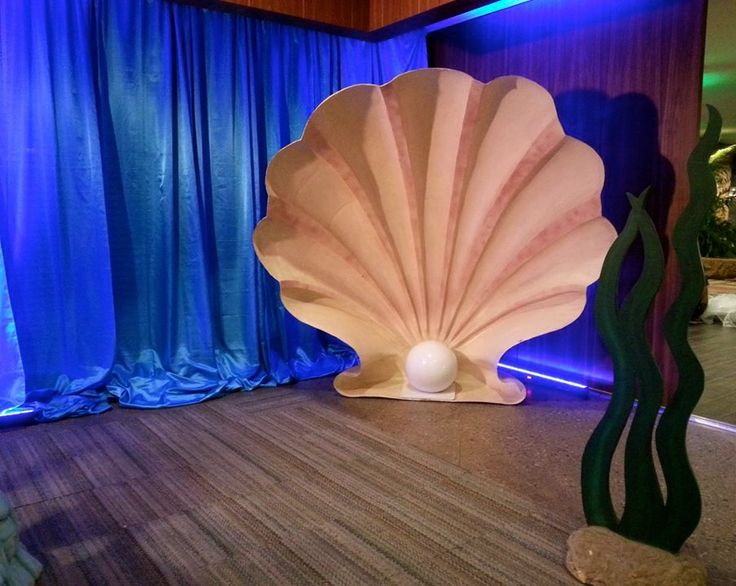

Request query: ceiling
[{"left": 702, "top": 0, "right": 736, "bottom": 143}]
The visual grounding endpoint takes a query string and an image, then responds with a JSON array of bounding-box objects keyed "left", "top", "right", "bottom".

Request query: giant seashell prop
[{"left": 254, "top": 68, "right": 617, "bottom": 404}]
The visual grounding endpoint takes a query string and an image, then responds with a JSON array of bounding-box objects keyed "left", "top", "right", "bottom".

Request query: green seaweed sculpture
[{"left": 581, "top": 106, "right": 722, "bottom": 553}]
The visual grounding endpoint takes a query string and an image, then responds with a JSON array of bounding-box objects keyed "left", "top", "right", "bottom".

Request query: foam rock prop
[
  {"left": 566, "top": 526, "right": 706, "bottom": 586},
  {"left": 254, "top": 68, "right": 616, "bottom": 403},
  {"left": 0, "top": 494, "right": 41, "bottom": 586}
]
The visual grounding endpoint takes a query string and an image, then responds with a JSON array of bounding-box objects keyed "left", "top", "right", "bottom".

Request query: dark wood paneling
[
  {"left": 369, "top": 0, "right": 452, "bottom": 30},
  {"left": 188, "top": 0, "right": 370, "bottom": 31},
  {"left": 302, "top": 0, "right": 367, "bottom": 30},
  {"left": 195, "top": 0, "right": 517, "bottom": 34},
  {"left": 429, "top": 0, "right": 708, "bottom": 399},
  {"left": 367, "top": 0, "right": 475, "bottom": 35},
  {"left": 204, "top": 0, "right": 476, "bottom": 32}
]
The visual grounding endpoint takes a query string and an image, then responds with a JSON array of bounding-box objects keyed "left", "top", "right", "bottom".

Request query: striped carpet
[{"left": 2, "top": 388, "right": 578, "bottom": 585}]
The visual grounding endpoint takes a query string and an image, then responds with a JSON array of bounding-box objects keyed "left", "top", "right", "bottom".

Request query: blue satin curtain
[
  {"left": 0, "top": 246, "right": 24, "bottom": 413},
  {"left": 0, "top": 0, "right": 116, "bottom": 419},
  {"left": 0, "top": 0, "right": 427, "bottom": 420}
]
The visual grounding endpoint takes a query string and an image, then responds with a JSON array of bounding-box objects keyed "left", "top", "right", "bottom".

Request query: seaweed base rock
[
  {"left": 0, "top": 494, "right": 41, "bottom": 586},
  {"left": 566, "top": 526, "right": 706, "bottom": 586}
]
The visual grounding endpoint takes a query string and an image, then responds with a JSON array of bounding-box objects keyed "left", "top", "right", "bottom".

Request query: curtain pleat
[
  {"left": 0, "top": 0, "right": 116, "bottom": 419},
  {"left": 0, "top": 245, "right": 24, "bottom": 413},
  {"left": 0, "top": 0, "right": 427, "bottom": 420}
]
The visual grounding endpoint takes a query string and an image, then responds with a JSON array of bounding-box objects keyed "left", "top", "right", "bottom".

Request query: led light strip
[
  {"left": 0, "top": 406, "right": 35, "bottom": 418},
  {"left": 497, "top": 365, "right": 736, "bottom": 435},
  {"left": 687, "top": 413, "right": 736, "bottom": 434},
  {"left": 498, "top": 362, "right": 589, "bottom": 389},
  {"left": 425, "top": 0, "right": 534, "bottom": 33}
]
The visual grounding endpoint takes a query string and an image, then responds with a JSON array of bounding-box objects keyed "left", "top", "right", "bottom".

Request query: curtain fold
[
  {"left": 0, "top": 0, "right": 116, "bottom": 419},
  {"left": 0, "top": 0, "right": 427, "bottom": 420},
  {"left": 0, "top": 245, "right": 24, "bottom": 413}
]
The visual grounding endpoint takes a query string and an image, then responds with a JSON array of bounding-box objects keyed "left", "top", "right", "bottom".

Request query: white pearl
[{"left": 404, "top": 341, "right": 457, "bottom": 393}]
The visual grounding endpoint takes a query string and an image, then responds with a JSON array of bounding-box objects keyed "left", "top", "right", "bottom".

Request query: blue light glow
[
  {"left": 0, "top": 406, "right": 35, "bottom": 417},
  {"left": 425, "top": 0, "right": 534, "bottom": 33},
  {"left": 498, "top": 367, "right": 736, "bottom": 437},
  {"left": 0, "top": 405, "right": 36, "bottom": 428},
  {"left": 498, "top": 362, "right": 588, "bottom": 389}
]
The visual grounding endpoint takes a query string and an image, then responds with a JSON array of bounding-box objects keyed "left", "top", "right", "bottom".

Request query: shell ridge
[
  {"left": 387, "top": 71, "right": 477, "bottom": 341},
  {"left": 456, "top": 292, "right": 587, "bottom": 398},
  {"left": 452, "top": 286, "right": 586, "bottom": 350},
  {"left": 448, "top": 217, "right": 613, "bottom": 345},
  {"left": 431, "top": 80, "right": 483, "bottom": 340},
  {"left": 484, "top": 219, "right": 613, "bottom": 306},
  {"left": 268, "top": 253, "right": 404, "bottom": 341},
  {"left": 437, "top": 79, "right": 521, "bottom": 338},
  {"left": 280, "top": 280, "right": 403, "bottom": 339},
  {"left": 305, "top": 130, "right": 396, "bottom": 251},
  {"left": 448, "top": 197, "right": 603, "bottom": 341},
  {"left": 304, "top": 127, "right": 425, "bottom": 339},
  {"left": 266, "top": 181, "right": 401, "bottom": 307},
  {"left": 304, "top": 84, "right": 419, "bottom": 318},
  {"left": 444, "top": 138, "right": 606, "bottom": 341},
  {"left": 264, "top": 199, "right": 417, "bottom": 343},
  {"left": 440, "top": 119, "right": 567, "bottom": 340},
  {"left": 264, "top": 144, "right": 323, "bottom": 204},
  {"left": 380, "top": 82, "right": 429, "bottom": 338},
  {"left": 256, "top": 222, "right": 410, "bottom": 340},
  {"left": 439, "top": 80, "right": 525, "bottom": 336},
  {"left": 280, "top": 285, "right": 405, "bottom": 369}
]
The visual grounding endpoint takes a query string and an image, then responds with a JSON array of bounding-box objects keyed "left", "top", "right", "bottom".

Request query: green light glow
[{"left": 703, "top": 71, "right": 732, "bottom": 89}]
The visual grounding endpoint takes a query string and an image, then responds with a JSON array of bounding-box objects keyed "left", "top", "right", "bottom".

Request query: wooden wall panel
[
  {"left": 429, "top": 0, "right": 708, "bottom": 396},
  {"left": 303, "top": 1, "right": 367, "bottom": 30},
  {"left": 203, "top": 0, "right": 369, "bottom": 30},
  {"left": 207, "top": 0, "right": 473, "bottom": 32},
  {"left": 369, "top": 0, "right": 455, "bottom": 30},
  {"left": 200, "top": 0, "right": 494, "bottom": 33}
]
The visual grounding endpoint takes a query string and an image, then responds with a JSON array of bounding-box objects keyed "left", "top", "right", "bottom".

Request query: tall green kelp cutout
[{"left": 581, "top": 106, "right": 722, "bottom": 553}]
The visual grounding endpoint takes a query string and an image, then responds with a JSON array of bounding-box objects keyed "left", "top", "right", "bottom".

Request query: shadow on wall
[
  {"left": 556, "top": 91, "right": 675, "bottom": 239},
  {"left": 502, "top": 91, "right": 675, "bottom": 389}
]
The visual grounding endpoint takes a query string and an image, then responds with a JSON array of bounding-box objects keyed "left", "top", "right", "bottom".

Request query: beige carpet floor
[{"left": 1, "top": 381, "right": 734, "bottom": 584}]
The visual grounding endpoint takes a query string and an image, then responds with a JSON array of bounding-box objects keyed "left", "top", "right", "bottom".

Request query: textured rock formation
[
  {"left": 566, "top": 526, "right": 706, "bottom": 586},
  {"left": 0, "top": 494, "right": 41, "bottom": 586}
]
